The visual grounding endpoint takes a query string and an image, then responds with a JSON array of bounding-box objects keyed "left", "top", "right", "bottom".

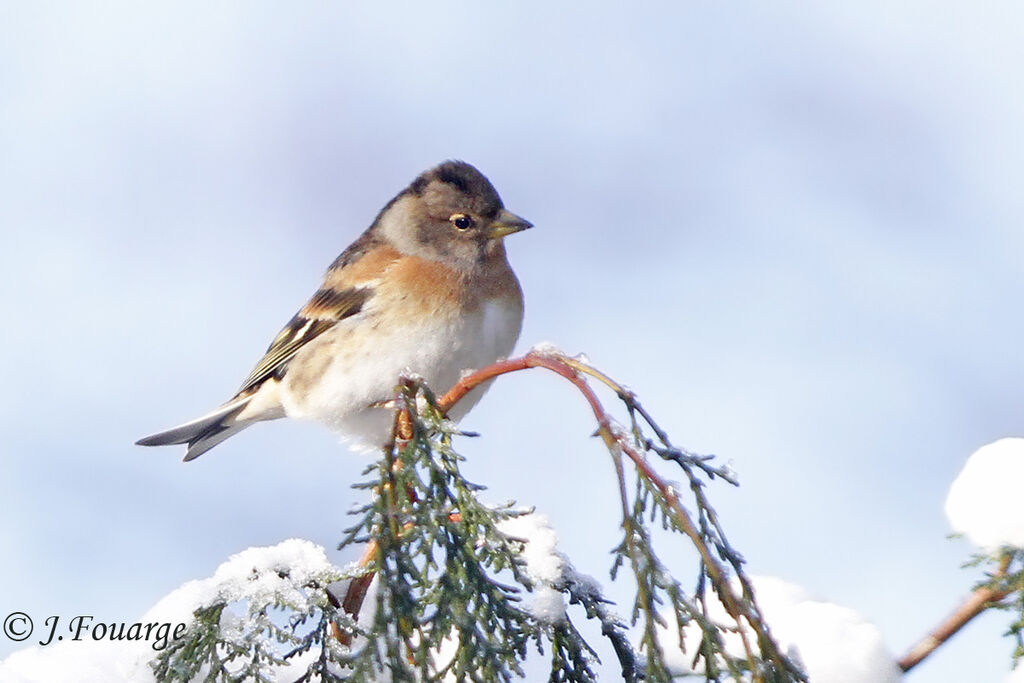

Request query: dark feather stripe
[
  {"left": 306, "top": 287, "right": 357, "bottom": 316},
  {"left": 235, "top": 287, "right": 370, "bottom": 395}
]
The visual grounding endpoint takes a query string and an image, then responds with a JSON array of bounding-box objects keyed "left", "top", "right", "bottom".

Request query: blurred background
[{"left": 2, "top": 2, "right": 1022, "bottom": 680}]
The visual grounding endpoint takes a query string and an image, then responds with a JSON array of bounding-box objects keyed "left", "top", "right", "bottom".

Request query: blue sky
[{"left": 2, "top": 3, "right": 1023, "bottom": 681}]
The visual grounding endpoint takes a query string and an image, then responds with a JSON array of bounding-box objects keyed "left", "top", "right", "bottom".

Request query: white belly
[{"left": 279, "top": 297, "right": 522, "bottom": 446}]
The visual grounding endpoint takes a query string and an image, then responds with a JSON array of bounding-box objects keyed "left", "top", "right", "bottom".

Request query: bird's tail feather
[{"left": 136, "top": 396, "right": 253, "bottom": 461}]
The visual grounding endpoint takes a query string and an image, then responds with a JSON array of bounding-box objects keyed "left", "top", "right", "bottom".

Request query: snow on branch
[
  {"left": 946, "top": 438, "right": 1024, "bottom": 550},
  {"left": 0, "top": 540, "right": 358, "bottom": 683},
  {"left": 897, "top": 438, "right": 1024, "bottom": 673},
  {"left": 658, "top": 576, "right": 900, "bottom": 681},
  {"left": 3, "top": 348, "right": 814, "bottom": 682}
]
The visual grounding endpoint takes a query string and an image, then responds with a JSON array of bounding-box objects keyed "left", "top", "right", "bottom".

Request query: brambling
[{"left": 137, "top": 161, "right": 531, "bottom": 461}]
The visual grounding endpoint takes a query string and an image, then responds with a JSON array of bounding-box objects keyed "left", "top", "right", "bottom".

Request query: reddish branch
[
  {"left": 898, "top": 554, "right": 1014, "bottom": 672},
  {"left": 334, "top": 351, "right": 787, "bottom": 676},
  {"left": 443, "top": 354, "right": 768, "bottom": 634}
]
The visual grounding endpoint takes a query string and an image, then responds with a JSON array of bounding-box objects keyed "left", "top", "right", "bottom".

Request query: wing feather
[{"left": 235, "top": 287, "right": 370, "bottom": 395}]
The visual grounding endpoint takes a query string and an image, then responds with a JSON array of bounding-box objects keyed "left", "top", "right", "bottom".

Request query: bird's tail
[{"left": 136, "top": 395, "right": 254, "bottom": 462}]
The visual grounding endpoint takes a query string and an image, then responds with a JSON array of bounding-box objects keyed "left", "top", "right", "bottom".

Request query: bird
[{"left": 137, "top": 160, "right": 531, "bottom": 461}]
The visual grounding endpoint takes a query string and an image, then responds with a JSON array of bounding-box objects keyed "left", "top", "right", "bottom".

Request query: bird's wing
[
  {"left": 235, "top": 234, "right": 402, "bottom": 397},
  {"left": 235, "top": 286, "right": 371, "bottom": 396}
]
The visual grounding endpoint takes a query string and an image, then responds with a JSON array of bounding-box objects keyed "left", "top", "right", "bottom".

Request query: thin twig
[
  {"left": 446, "top": 351, "right": 799, "bottom": 677},
  {"left": 444, "top": 354, "right": 745, "bottom": 617},
  {"left": 898, "top": 553, "right": 1014, "bottom": 672},
  {"left": 336, "top": 390, "right": 416, "bottom": 644}
]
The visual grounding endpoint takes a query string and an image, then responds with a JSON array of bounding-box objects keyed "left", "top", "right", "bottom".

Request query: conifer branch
[
  {"left": 445, "top": 350, "right": 801, "bottom": 679},
  {"left": 435, "top": 349, "right": 803, "bottom": 679}
]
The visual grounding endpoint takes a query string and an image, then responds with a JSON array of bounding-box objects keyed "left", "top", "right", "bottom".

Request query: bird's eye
[{"left": 450, "top": 214, "right": 474, "bottom": 230}]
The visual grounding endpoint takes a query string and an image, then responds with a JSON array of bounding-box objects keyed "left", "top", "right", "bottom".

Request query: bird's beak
[{"left": 487, "top": 209, "right": 533, "bottom": 239}]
